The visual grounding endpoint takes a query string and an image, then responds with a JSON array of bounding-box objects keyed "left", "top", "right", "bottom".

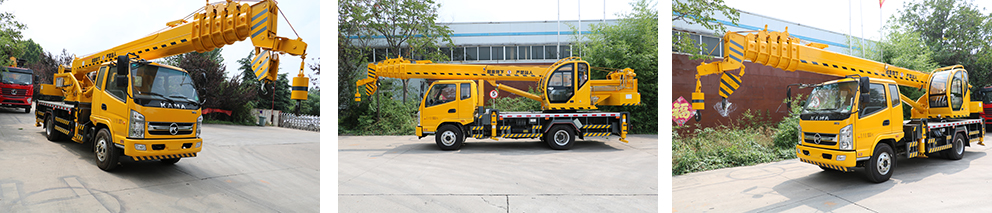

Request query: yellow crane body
[
  {"left": 692, "top": 26, "right": 984, "bottom": 183},
  {"left": 355, "top": 57, "right": 640, "bottom": 150},
  {"left": 34, "top": 0, "right": 308, "bottom": 171}
]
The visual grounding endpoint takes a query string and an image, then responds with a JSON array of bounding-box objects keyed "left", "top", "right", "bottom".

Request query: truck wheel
[
  {"left": 435, "top": 124, "right": 464, "bottom": 150},
  {"left": 45, "top": 115, "right": 65, "bottom": 141},
  {"left": 546, "top": 125, "right": 575, "bottom": 150},
  {"left": 943, "top": 133, "right": 966, "bottom": 160},
  {"left": 160, "top": 158, "right": 181, "bottom": 165},
  {"left": 865, "top": 143, "right": 895, "bottom": 183},
  {"left": 94, "top": 128, "right": 120, "bottom": 171},
  {"left": 22, "top": 107, "right": 30, "bottom": 113}
]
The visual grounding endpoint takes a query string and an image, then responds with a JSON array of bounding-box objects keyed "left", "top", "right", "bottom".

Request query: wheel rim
[
  {"left": 554, "top": 130, "right": 569, "bottom": 146},
  {"left": 96, "top": 138, "right": 108, "bottom": 162},
  {"left": 45, "top": 117, "right": 52, "bottom": 136},
  {"left": 955, "top": 136, "right": 965, "bottom": 155},
  {"left": 440, "top": 130, "right": 456, "bottom": 146},
  {"left": 877, "top": 152, "right": 891, "bottom": 175}
]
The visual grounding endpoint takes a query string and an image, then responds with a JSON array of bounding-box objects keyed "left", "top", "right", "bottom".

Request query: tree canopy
[
  {"left": 672, "top": 0, "right": 739, "bottom": 60},
  {"left": 0, "top": 0, "right": 27, "bottom": 66}
]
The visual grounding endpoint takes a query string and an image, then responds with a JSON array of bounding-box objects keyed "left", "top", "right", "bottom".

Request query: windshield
[
  {"left": 1, "top": 71, "right": 32, "bottom": 85},
  {"left": 130, "top": 64, "right": 200, "bottom": 109},
  {"left": 983, "top": 90, "right": 992, "bottom": 104},
  {"left": 804, "top": 81, "right": 858, "bottom": 114}
]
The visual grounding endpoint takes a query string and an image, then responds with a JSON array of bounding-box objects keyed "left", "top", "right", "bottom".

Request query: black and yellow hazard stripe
[
  {"left": 55, "top": 116, "right": 71, "bottom": 125},
  {"left": 132, "top": 152, "right": 198, "bottom": 161},
  {"left": 799, "top": 158, "right": 850, "bottom": 172},
  {"left": 583, "top": 132, "right": 610, "bottom": 137},
  {"left": 932, "top": 143, "right": 953, "bottom": 153},
  {"left": 532, "top": 125, "right": 542, "bottom": 130},
  {"left": 250, "top": 8, "right": 269, "bottom": 40},
  {"left": 471, "top": 126, "right": 486, "bottom": 131},
  {"left": 499, "top": 126, "right": 510, "bottom": 130},
  {"left": 718, "top": 72, "right": 741, "bottom": 98},
  {"left": 619, "top": 103, "right": 639, "bottom": 106},
  {"left": 908, "top": 141, "right": 920, "bottom": 158},
  {"left": 473, "top": 134, "right": 485, "bottom": 138},
  {"left": 504, "top": 133, "right": 541, "bottom": 138},
  {"left": 727, "top": 39, "right": 745, "bottom": 64},
  {"left": 582, "top": 124, "right": 611, "bottom": 129}
]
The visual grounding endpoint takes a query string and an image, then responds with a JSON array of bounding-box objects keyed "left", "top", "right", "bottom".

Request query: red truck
[
  {"left": 0, "top": 65, "right": 34, "bottom": 113},
  {"left": 978, "top": 86, "right": 992, "bottom": 131}
]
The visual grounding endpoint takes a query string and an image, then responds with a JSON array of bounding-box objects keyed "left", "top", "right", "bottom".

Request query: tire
[
  {"left": 160, "top": 158, "right": 181, "bottom": 165},
  {"left": 546, "top": 125, "right": 575, "bottom": 150},
  {"left": 865, "top": 143, "right": 895, "bottom": 183},
  {"left": 45, "top": 114, "right": 65, "bottom": 141},
  {"left": 22, "top": 107, "right": 30, "bottom": 113},
  {"left": 435, "top": 124, "right": 464, "bottom": 150},
  {"left": 94, "top": 128, "right": 120, "bottom": 171},
  {"left": 943, "top": 133, "right": 966, "bottom": 160}
]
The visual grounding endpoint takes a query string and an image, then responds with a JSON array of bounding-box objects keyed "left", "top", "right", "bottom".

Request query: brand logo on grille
[
  {"left": 169, "top": 123, "right": 179, "bottom": 135},
  {"left": 813, "top": 133, "right": 822, "bottom": 144}
]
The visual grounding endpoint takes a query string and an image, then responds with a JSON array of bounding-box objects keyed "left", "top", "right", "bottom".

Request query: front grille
[
  {"left": 803, "top": 132, "right": 838, "bottom": 146},
  {"left": 147, "top": 122, "right": 195, "bottom": 135},
  {"left": 1, "top": 88, "right": 27, "bottom": 96},
  {"left": 985, "top": 107, "right": 992, "bottom": 116}
]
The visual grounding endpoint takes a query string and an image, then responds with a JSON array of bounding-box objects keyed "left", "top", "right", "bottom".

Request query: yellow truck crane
[
  {"left": 355, "top": 57, "right": 640, "bottom": 150},
  {"left": 693, "top": 26, "right": 984, "bottom": 182},
  {"left": 36, "top": 0, "right": 308, "bottom": 171}
]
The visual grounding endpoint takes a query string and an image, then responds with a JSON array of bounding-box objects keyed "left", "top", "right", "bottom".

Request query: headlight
[
  {"left": 838, "top": 124, "right": 853, "bottom": 150},
  {"left": 129, "top": 110, "right": 145, "bottom": 138},
  {"left": 196, "top": 115, "right": 203, "bottom": 137}
]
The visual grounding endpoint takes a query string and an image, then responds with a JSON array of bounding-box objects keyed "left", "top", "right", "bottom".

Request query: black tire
[
  {"left": 943, "top": 133, "right": 966, "bottom": 160},
  {"left": 546, "top": 125, "right": 575, "bottom": 150},
  {"left": 94, "top": 128, "right": 120, "bottom": 171},
  {"left": 44, "top": 114, "right": 65, "bottom": 141},
  {"left": 160, "top": 158, "right": 181, "bottom": 165},
  {"left": 865, "top": 143, "right": 895, "bottom": 183},
  {"left": 435, "top": 124, "right": 464, "bottom": 150},
  {"left": 22, "top": 107, "right": 30, "bottom": 113}
]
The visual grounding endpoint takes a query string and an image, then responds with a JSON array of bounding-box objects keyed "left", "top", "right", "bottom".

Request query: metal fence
[{"left": 279, "top": 112, "right": 319, "bottom": 132}]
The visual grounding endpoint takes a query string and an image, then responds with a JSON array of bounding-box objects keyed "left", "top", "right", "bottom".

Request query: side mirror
[
  {"left": 859, "top": 77, "right": 870, "bottom": 108},
  {"left": 116, "top": 55, "right": 129, "bottom": 76}
]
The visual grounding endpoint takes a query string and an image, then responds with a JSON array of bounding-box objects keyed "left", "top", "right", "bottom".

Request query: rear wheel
[
  {"left": 865, "top": 143, "right": 895, "bottom": 183},
  {"left": 94, "top": 128, "right": 120, "bottom": 171},
  {"left": 435, "top": 124, "right": 464, "bottom": 150},
  {"left": 45, "top": 114, "right": 65, "bottom": 141},
  {"left": 943, "top": 133, "right": 966, "bottom": 160},
  {"left": 546, "top": 125, "right": 575, "bottom": 150}
]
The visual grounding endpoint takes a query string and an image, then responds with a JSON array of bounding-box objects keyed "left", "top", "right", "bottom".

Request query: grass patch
[{"left": 673, "top": 102, "right": 803, "bottom": 175}]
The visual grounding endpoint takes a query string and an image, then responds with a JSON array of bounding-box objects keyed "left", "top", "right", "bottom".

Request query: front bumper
[
  {"left": 796, "top": 144, "right": 857, "bottom": 172},
  {"left": 0, "top": 96, "right": 31, "bottom": 107},
  {"left": 117, "top": 137, "right": 202, "bottom": 161}
]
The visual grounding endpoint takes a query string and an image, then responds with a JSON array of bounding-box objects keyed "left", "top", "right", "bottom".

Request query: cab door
[
  {"left": 457, "top": 82, "right": 475, "bottom": 121},
  {"left": 856, "top": 83, "right": 890, "bottom": 151},
  {"left": 96, "top": 65, "right": 132, "bottom": 141},
  {"left": 888, "top": 84, "right": 904, "bottom": 134},
  {"left": 421, "top": 83, "right": 458, "bottom": 132}
]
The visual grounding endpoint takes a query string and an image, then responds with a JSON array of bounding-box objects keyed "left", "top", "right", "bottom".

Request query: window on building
[
  {"left": 506, "top": 46, "right": 517, "bottom": 60},
  {"left": 560, "top": 45, "right": 571, "bottom": 58},
  {"left": 702, "top": 36, "right": 721, "bottom": 57},
  {"left": 517, "top": 46, "right": 528, "bottom": 60},
  {"left": 545, "top": 45, "right": 558, "bottom": 59},
  {"left": 440, "top": 47, "right": 451, "bottom": 60},
  {"left": 531, "top": 46, "right": 544, "bottom": 60},
  {"left": 466, "top": 47, "right": 478, "bottom": 60},
  {"left": 689, "top": 34, "right": 702, "bottom": 54},
  {"left": 492, "top": 46, "right": 504, "bottom": 60},
  {"left": 374, "top": 48, "right": 387, "bottom": 61},
  {"left": 479, "top": 47, "right": 491, "bottom": 60},
  {"left": 453, "top": 47, "right": 465, "bottom": 61}
]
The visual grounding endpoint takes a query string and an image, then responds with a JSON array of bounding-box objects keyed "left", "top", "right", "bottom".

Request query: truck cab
[
  {"left": 93, "top": 60, "right": 203, "bottom": 162},
  {"left": 417, "top": 80, "right": 478, "bottom": 138},
  {"left": 797, "top": 77, "right": 906, "bottom": 181},
  {"left": 1, "top": 66, "right": 34, "bottom": 113}
]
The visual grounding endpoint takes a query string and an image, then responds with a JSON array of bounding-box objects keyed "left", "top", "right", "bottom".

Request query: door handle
[
  {"left": 883, "top": 120, "right": 889, "bottom": 126},
  {"left": 448, "top": 109, "right": 456, "bottom": 113},
  {"left": 101, "top": 104, "right": 107, "bottom": 110}
]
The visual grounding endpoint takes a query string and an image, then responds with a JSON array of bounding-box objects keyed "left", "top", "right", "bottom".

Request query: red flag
[{"left": 880, "top": 0, "right": 885, "bottom": 7}]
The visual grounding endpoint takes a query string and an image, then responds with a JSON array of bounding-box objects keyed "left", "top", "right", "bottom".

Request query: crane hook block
[{"left": 291, "top": 74, "right": 309, "bottom": 101}]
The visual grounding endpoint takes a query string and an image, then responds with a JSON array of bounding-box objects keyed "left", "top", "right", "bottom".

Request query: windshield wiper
[
  {"left": 169, "top": 95, "right": 201, "bottom": 106},
  {"left": 137, "top": 91, "right": 175, "bottom": 104}
]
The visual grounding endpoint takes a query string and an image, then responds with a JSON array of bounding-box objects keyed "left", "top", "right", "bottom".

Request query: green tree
[
  {"left": 18, "top": 39, "right": 43, "bottom": 64},
  {"left": 896, "top": 0, "right": 992, "bottom": 84},
  {"left": 0, "top": 0, "right": 27, "bottom": 66},
  {"left": 575, "top": 0, "right": 658, "bottom": 134},
  {"left": 672, "top": 0, "right": 739, "bottom": 60}
]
